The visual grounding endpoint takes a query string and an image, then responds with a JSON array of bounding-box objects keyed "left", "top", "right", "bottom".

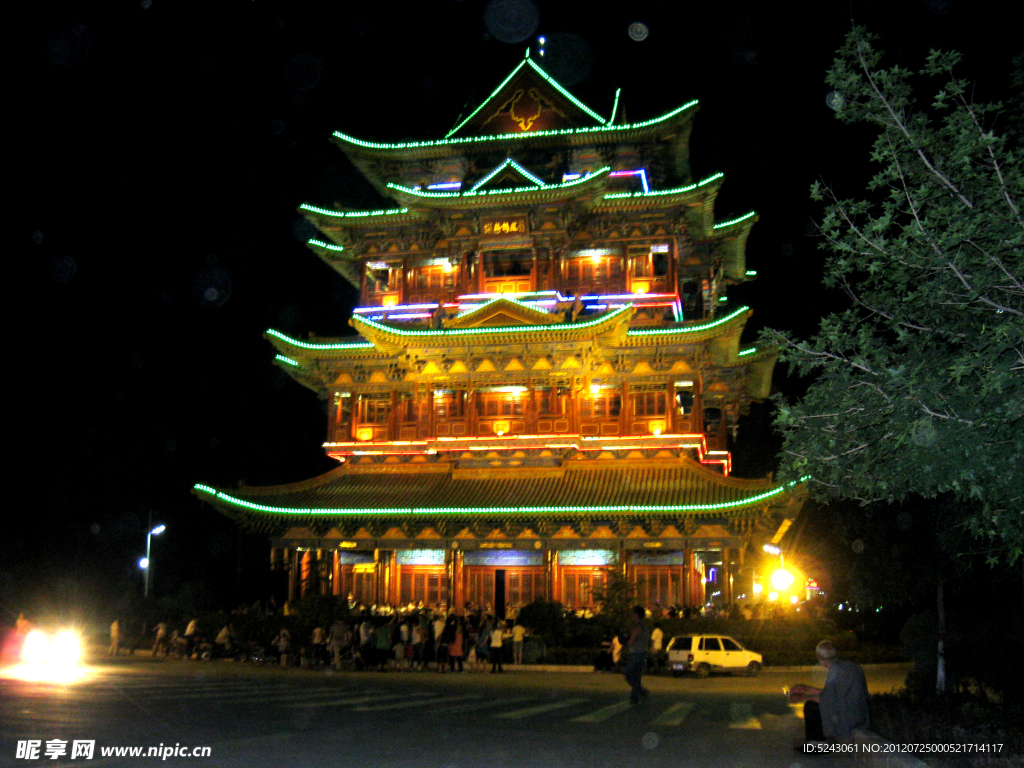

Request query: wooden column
[
  {"left": 550, "top": 550, "right": 561, "bottom": 604},
  {"left": 287, "top": 549, "right": 299, "bottom": 604},
  {"left": 388, "top": 391, "right": 398, "bottom": 441},
  {"left": 620, "top": 381, "right": 630, "bottom": 435},
  {"left": 542, "top": 544, "right": 552, "bottom": 601},
  {"left": 452, "top": 549, "right": 464, "bottom": 613},
  {"left": 332, "top": 550, "right": 341, "bottom": 596},
  {"left": 467, "top": 389, "right": 477, "bottom": 435},
  {"left": 570, "top": 387, "right": 580, "bottom": 434},
  {"left": 665, "top": 380, "right": 675, "bottom": 433},
  {"left": 373, "top": 549, "right": 382, "bottom": 606},
  {"left": 682, "top": 547, "right": 692, "bottom": 610},
  {"left": 526, "top": 383, "right": 537, "bottom": 434},
  {"left": 427, "top": 386, "right": 436, "bottom": 438}
]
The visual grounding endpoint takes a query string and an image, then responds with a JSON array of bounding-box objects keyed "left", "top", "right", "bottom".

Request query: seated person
[{"left": 789, "top": 640, "right": 870, "bottom": 742}]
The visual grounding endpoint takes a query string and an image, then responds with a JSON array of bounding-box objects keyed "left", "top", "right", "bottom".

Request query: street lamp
[{"left": 142, "top": 524, "right": 166, "bottom": 598}]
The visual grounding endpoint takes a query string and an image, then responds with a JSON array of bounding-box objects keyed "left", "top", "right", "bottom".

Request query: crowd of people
[
  {"left": 113, "top": 604, "right": 532, "bottom": 673},
  {"left": 274, "top": 610, "right": 530, "bottom": 673}
]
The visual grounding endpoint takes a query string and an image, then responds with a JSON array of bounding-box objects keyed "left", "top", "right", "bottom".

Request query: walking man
[
  {"left": 623, "top": 606, "right": 651, "bottom": 705},
  {"left": 109, "top": 620, "right": 120, "bottom": 657}
]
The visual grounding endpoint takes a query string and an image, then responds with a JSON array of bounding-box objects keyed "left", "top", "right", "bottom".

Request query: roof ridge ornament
[{"left": 445, "top": 50, "right": 607, "bottom": 139}]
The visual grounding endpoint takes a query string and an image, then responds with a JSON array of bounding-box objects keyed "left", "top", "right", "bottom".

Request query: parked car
[{"left": 666, "top": 634, "right": 762, "bottom": 677}]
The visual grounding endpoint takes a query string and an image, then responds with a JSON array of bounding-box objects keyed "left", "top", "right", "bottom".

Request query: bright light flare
[
  {"left": 21, "top": 630, "right": 50, "bottom": 664},
  {"left": 5, "top": 629, "right": 89, "bottom": 684},
  {"left": 51, "top": 630, "right": 83, "bottom": 666},
  {"left": 771, "top": 569, "right": 795, "bottom": 591}
]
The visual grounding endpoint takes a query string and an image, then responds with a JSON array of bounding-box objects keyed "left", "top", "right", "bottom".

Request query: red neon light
[{"left": 324, "top": 431, "right": 732, "bottom": 473}]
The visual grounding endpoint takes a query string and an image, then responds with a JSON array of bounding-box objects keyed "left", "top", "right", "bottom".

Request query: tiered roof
[
  {"left": 196, "top": 463, "right": 805, "bottom": 534},
  {"left": 195, "top": 51, "right": 800, "bottom": 529}
]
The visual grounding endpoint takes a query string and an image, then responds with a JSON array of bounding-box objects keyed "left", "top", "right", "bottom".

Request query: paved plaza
[{"left": 0, "top": 656, "right": 910, "bottom": 768}]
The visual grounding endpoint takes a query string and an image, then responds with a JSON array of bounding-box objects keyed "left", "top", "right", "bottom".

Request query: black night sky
[{"left": 11, "top": 0, "right": 1017, "bottom": 622}]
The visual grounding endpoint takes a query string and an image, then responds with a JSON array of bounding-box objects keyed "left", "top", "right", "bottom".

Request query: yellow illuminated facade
[{"left": 195, "top": 51, "right": 804, "bottom": 614}]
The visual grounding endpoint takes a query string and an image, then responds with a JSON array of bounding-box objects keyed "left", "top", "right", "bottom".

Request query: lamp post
[{"left": 142, "top": 524, "right": 166, "bottom": 598}]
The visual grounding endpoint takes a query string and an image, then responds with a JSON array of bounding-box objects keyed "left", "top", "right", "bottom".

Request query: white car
[{"left": 666, "top": 634, "right": 762, "bottom": 677}]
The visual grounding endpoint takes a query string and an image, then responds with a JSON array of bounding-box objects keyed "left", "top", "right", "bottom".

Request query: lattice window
[
  {"left": 433, "top": 390, "right": 464, "bottom": 419},
  {"left": 478, "top": 394, "right": 525, "bottom": 417},
  {"left": 358, "top": 394, "right": 391, "bottom": 424},
  {"left": 632, "top": 392, "right": 667, "bottom": 417},
  {"left": 633, "top": 568, "right": 680, "bottom": 607},
  {"left": 580, "top": 393, "right": 621, "bottom": 418}
]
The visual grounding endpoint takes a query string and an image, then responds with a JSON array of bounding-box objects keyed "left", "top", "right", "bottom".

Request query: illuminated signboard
[
  {"left": 337, "top": 552, "right": 374, "bottom": 565},
  {"left": 396, "top": 549, "right": 446, "bottom": 565},
  {"left": 630, "top": 552, "right": 686, "bottom": 566},
  {"left": 482, "top": 217, "right": 527, "bottom": 235},
  {"left": 558, "top": 550, "right": 617, "bottom": 566},
  {"left": 463, "top": 550, "right": 543, "bottom": 567}
]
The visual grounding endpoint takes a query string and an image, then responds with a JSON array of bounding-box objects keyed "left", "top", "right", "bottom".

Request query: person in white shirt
[
  {"left": 490, "top": 621, "right": 507, "bottom": 673},
  {"left": 650, "top": 623, "right": 664, "bottom": 672},
  {"left": 184, "top": 618, "right": 198, "bottom": 656}
]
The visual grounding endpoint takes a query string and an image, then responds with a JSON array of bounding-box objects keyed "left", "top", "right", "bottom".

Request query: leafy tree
[
  {"left": 590, "top": 570, "right": 639, "bottom": 636},
  {"left": 762, "top": 28, "right": 1024, "bottom": 565},
  {"left": 516, "top": 598, "right": 566, "bottom": 640}
]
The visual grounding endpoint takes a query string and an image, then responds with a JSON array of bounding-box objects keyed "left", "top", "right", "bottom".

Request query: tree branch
[{"left": 856, "top": 41, "right": 976, "bottom": 210}]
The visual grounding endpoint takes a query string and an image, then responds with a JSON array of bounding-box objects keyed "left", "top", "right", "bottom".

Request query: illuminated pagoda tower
[{"left": 195, "top": 51, "right": 804, "bottom": 614}]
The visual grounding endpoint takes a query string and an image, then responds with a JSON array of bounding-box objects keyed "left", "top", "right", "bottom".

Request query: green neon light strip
[
  {"left": 523, "top": 56, "right": 607, "bottom": 125},
  {"left": 445, "top": 57, "right": 530, "bottom": 138},
  {"left": 300, "top": 204, "right": 409, "bottom": 218},
  {"left": 267, "top": 329, "right": 375, "bottom": 350},
  {"left": 389, "top": 167, "right": 609, "bottom": 199},
  {"left": 355, "top": 304, "right": 630, "bottom": 337},
  {"left": 336, "top": 100, "right": 698, "bottom": 151},
  {"left": 608, "top": 88, "right": 621, "bottom": 125},
  {"left": 269, "top": 306, "right": 747, "bottom": 348},
  {"left": 713, "top": 211, "right": 756, "bottom": 229},
  {"left": 470, "top": 158, "right": 545, "bottom": 192},
  {"left": 738, "top": 347, "right": 757, "bottom": 357},
  {"left": 193, "top": 478, "right": 804, "bottom": 516},
  {"left": 745, "top": 270, "right": 758, "bottom": 276},
  {"left": 604, "top": 172, "right": 723, "bottom": 200},
  {"left": 627, "top": 306, "right": 749, "bottom": 336},
  {"left": 308, "top": 239, "right": 345, "bottom": 252},
  {"left": 445, "top": 53, "right": 606, "bottom": 138},
  {"left": 275, "top": 354, "right": 300, "bottom": 367}
]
